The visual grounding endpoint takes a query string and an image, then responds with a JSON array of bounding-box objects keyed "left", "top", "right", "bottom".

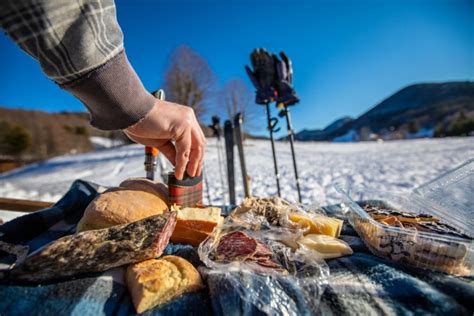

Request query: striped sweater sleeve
[{"left": 0, "top": 0, "right": 155, "bottom": 130}]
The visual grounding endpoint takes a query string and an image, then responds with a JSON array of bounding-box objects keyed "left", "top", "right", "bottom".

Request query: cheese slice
[
  {"left": 298, "top": 234, "right": 353, "bottom": 259},
  {"left": 289, "top": 212, "right": 343, "bottom": 237}
]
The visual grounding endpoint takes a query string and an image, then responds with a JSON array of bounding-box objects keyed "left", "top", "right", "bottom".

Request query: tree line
[{"left": 162, "top": 45, "right": 261, "bottom": 132}]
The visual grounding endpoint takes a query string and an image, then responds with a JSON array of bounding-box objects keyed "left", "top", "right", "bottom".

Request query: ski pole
[
  {"left": 234, "top": 112, "right": 250, "bottom": 198},
  {"left": 209, "top": 116, "right": 227, "bottom": 204},
  {"left": 144, "top": 89, "right": 167, "bottom": 181},
  {"left": 224, "top": 120, "right": 236, "bottom": 205},
  {"left": 279, "top": 105, "right": 302, "bottom": 202},
  {"left": 144, "top": 146, "right": 159, "bottom": 180},
  {"left": 265, "top": 102, "right": 281, "bottom": 197},
  {"left": 202, "top": 162, "right": 212, "bottom": 204}
]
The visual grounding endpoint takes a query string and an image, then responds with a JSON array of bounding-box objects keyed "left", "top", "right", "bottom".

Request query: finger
[
  {"left": 186, "top": 129, "right": 204, "bottom": 177},
  {"left": 157, "top": 141, "right": 177, "bottom": 166},
  {"left": 195, "top": 153, "right": 203, "bottom": 176},
  {"left": 186, "top": 145, "right": 202, "bottom": 177},
  {"left": 174, "top": 128, "right": 192, "bottom": 180},
  {"left": 195, "top": 124, "right": 206, "bottom": 175},
  {"left": 187, "top": 124, "right": 205, "bottom": 176}
]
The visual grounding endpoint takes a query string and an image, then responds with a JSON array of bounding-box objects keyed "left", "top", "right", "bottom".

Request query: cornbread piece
[
  {"left": 126, "top": 256, "right": 203, "bottom": 313},
  {"left": 8, "top": 213, "right": 177, "bottom": 282},
  {"left": 298, "top": 234, "right": 353, "bottom": 259},
  {"left": 77, "top": 178, "right": 169, "bottom": 232},
  {"left": 289, "top": 213, "right": 343, "bottom": 237}
]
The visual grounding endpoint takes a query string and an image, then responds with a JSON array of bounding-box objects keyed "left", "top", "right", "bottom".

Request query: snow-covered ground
[{"left": 0, "top": 137, "right": 473, "bottom": 208}]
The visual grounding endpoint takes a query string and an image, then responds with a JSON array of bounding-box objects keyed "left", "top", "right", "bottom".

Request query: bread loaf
[
  {"left": 76, "top": 178, "right": 169, "bottom": 232},
  {"left": 119, "top": 178, "right": 168, "bottom": 199},
  {"left": 174, "top": 206, "right": 223, "bottom": 232},
  {"left": 170, "top": 206, "right": 223, "bottom": 246},
  {"left": 126, "top": 256, "right": 203, "bottom": 313}
]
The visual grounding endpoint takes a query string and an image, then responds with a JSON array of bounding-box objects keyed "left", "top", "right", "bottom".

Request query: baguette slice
[{"left": 126, "top": 256, "right": 203, "bottom": 313}]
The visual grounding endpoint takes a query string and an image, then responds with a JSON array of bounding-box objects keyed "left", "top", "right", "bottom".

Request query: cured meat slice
[
  {"left": 253, "top": 242, "right": 273, "bottom": 257},
  {"left": 215, "top": 231, "right": 285, "bottom": 271},
  {"left": 7, "top": 212, "right": 177, "bottom": 282},
  {"left": 216, "top": 231, "right": 258, "bottom": 261}
]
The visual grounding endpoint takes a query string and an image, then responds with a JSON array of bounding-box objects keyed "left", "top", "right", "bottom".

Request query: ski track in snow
[{"left": 0, "top": 137, "right": 473, "bottom": 207}]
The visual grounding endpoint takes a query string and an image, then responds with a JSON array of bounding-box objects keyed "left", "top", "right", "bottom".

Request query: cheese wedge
[
  {"left": 289, "top": 213, "right": 343, "bottom": 237},
  {"left": 298, "top": 234, "right": 353, "bottom": 259}
]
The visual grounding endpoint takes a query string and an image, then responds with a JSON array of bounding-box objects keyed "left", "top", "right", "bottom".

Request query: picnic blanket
[{"left": 0, "top": 180, "right": 472, "bottom": 315}]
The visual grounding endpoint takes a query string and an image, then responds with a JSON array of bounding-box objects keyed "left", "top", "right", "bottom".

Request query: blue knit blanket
[{"left": 0, "top": 180, "right": 472, "bottom": 315}]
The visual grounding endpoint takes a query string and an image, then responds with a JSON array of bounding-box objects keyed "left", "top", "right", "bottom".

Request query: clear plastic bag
[{"left": 198, "top": 197, "right": 330, "bottom": 315}]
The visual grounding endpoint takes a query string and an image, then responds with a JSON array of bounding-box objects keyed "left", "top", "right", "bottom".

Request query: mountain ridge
[{"left": 294, "top": 81, "right": 474, "bottom": 141}]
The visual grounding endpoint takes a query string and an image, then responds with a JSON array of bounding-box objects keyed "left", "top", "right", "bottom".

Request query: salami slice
[
  {"left": 216, "top": 231, "right": 258, "bottom": 261},
  {"left": 253, "top": 242, "right": 273, "bottom": 257},
  {"left": 7, "top": 212, "right": 177, "bottom": 282},
  {"left": 215, "top": 231, "right": 285, "bottom": 271}
]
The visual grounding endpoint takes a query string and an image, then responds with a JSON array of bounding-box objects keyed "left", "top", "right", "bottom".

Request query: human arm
[{"left": 0, "top": 0, "right": 204, "bottom": 178}]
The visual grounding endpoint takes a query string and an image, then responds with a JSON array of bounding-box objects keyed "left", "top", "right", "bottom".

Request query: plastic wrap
[
  {"left": 198, "top": 197, "right": 330, "bottom": 315},
  {"left": 335, "top": 160, "right": 473, "bottom": 276}
]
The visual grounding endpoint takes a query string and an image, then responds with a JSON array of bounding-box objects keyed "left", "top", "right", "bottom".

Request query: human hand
[{"left": 124, "top": 99, "right": 206, "bottom": 180}]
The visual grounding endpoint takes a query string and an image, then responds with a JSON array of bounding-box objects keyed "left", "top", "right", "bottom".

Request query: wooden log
[{"left": 0, "top": 197, "right": 54, "bottom": 212}]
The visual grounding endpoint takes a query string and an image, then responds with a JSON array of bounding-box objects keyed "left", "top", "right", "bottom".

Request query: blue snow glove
[
  {"left": 273, "top": 52, "right": 300, "bottom": 107},
  {"left": 245, "top": 48, "right": 276, "bottom": 105}
]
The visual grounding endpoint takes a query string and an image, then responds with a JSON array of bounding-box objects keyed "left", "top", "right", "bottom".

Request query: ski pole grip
[{"left": 145, "top": 146, "right": 159, "bottom": 156}]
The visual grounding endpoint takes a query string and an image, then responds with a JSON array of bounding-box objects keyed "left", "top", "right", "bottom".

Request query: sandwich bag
[{"left": 198, "top": 201, "right": 330, "bottom": 316}]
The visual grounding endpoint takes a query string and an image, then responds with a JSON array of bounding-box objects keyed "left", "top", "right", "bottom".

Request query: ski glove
[
  {"left": 273, "top": 52, "right": 300, "bottom": 107},
  {"left": 245, "top": 48, "right": 276, "bottom": 104}
]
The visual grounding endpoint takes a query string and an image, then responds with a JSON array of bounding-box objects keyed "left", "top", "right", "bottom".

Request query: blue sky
[{"left": 0, "top": 0, "right": 473, "bottom": 136}]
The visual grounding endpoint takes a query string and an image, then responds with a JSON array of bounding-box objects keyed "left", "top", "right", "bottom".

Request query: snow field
[{"left": 0, "top": 137, "right": 473, "bottom": 208}]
